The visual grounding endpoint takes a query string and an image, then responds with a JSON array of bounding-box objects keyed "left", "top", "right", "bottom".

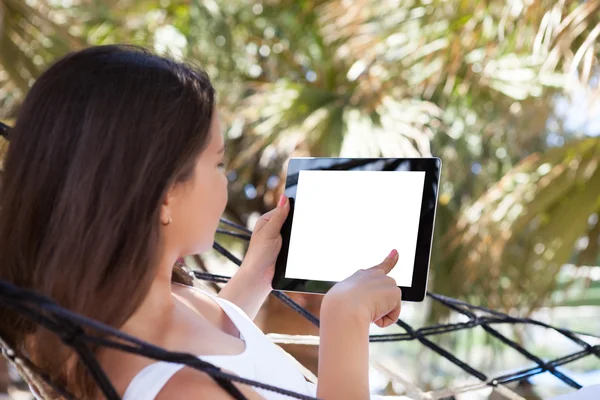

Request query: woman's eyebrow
[{"left": 218, "top": 145, "right": 225, "bottom": 154}]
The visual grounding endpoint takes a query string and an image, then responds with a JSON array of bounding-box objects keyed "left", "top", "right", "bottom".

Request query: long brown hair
[{"left": 0, "top": 45, "right": 215, "bottom": 398}]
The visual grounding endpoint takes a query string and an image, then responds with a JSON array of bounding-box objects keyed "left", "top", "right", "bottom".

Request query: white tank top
[{"left": 122, "top": 285, "right": 317, "bottom": 399}]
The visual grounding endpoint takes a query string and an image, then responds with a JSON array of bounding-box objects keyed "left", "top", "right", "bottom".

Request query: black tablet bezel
[{"left": 272, "top": 157, "right": 442, "bottom": 302}]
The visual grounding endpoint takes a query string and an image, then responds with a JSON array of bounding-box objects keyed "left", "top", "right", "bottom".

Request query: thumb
[
  {"left": 262, "top": 195, "right": 290, "bottom": 236},
  {"left": 254, "top": 195, "right": 290, "bottom": 236},
  {"left": 367, "top": 249, "right": 399, "bottom": 275}
]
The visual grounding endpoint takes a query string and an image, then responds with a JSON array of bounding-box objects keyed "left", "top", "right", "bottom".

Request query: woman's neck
[{"left": 120, "top": 254, "right": 179, "bottom": 332}]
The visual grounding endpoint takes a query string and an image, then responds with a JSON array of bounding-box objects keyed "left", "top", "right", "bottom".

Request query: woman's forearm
[
  {"left": 218, "top": 266, "right": 271, "bottom": 320},
  {"left": 317, "top": 299, "right": 370, "bottom": 400}
]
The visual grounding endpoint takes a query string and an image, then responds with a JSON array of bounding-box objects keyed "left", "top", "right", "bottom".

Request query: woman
[{"left": 0, "top": 45, "right": 403, "bottom": 399}]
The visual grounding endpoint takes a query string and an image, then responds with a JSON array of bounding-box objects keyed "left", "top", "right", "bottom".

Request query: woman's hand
[
  {"left": 317, "top": 250, "right": 402, "bottom": 400},
  {"left": 323, "top": 249, "right": 402, "bottom": 327},
  {"left": 218, "top": 195, "right": 289, "bottom": 320},
  {"left": 241, "top": 194, "right": 290, "bottom": 288}
]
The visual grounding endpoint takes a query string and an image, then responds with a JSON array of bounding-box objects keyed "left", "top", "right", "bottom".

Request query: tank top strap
[
  {"left": 122, "top": 361, "right": 185, "bottom": 400},
  {"left": 188, "top": 285, "right": 260, "bottom": 339}
]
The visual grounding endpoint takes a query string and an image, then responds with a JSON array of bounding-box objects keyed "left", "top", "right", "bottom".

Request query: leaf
[{"left": 446, "top": 137, "right": 600, "bottom": 311}]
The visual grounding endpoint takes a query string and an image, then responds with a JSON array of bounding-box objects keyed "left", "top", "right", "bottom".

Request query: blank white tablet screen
[{"left": 285, "top": 170, "right": 425, "bottom": 286}]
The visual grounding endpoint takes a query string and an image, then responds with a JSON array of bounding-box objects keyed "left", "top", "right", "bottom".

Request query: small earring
[{"left": 163, "top": 216, "right": 172, "bottom": 226}]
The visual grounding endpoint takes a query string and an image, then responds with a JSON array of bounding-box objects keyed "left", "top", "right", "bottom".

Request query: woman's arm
[
  {"left": 316, "top": 297, "right": 371, "bottom": 400},
  {"left": 218, "top": 263, "right": 272, "bottom": 320},
  {"left": 218, "top": 195, "right": 289, "bottom": 320},
  {"left": 317, "top": 250, "right": 402, "bottom": 400}
]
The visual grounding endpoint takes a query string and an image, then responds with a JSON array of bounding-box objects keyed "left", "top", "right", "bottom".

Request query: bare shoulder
[{"left": 156, "top": 366, "right": 265, "bottom": 400}]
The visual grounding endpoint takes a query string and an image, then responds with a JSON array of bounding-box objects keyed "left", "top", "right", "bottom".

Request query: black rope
[
  {"left": 194, "top": 270, "right": 231, "bottom": 283},
  {"left": 492, "top": 345, "right": 600, "bottom": 385},
  {"left": 193, "top": 267, "right": 596, "bottom": 345},
  {"left": 0, "top": 280, "right": 320, "bottom": 400},
  {"left": 437, "top": 296, "right": 582, "bottom": 389},
  {"left": 0, "top": 121, "right": 9, "bottom": 138},
  {"left": 220, "top": 218, "right": 253, "bottom": 235},
  {"left": 216, "top": 229, "right": 252, "bottom": 241},
  {"left": 271, "top": 291, "right": 321, "bottom": 328},
  {"left": 209, "top": 230, "right": 597, "bottom": 392},
  {"left": 395, "top": 319, "right": 488, "bottom": 381},
  {"left": 0, "top": 285, "right": 119, "bottom": 399},
  {"left": 0, "top": 337, "right": 77, "bottom": 400},
  {"left": 213, "top": 241, "right": 243, "bottom": 266},
  {"left": 0, "top": 215, "right": 596, "bottom": 399},
  {"left": 428, "top": 292, "right": 600, "bottom": 353},
  {"left": 212, "top": 240, "right": 322, "bottom": 327}
]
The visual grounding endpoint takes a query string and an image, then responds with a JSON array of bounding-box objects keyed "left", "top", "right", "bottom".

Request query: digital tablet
[{"left": 272, "top": 157, "right": 442, "bottom": 302}]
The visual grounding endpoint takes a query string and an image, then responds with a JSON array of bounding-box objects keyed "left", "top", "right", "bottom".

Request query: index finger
[{"left": 367, "top": 249, "right": 399, "bottom": 275}]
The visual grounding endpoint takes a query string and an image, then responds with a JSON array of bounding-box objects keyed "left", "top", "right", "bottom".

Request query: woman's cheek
[{"left": 221, "top": 174, "right": 229, "bottom": 208}]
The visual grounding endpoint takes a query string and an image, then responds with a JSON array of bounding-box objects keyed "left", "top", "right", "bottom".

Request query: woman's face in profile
[{"left": 167, "top": 110, "right": 229, "bottom": 256}]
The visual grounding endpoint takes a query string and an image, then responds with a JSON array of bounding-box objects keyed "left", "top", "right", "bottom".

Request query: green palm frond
[
  {"left": 0, "top": 0, "right": 85, "bottom": 117},
  {"left": 1, "top": 0, "right": 599, "bottom": 317},
  {"left": 444, "top": 137, "right": 600, "bottom": 311},
  {"left": 537, "top": 0, "right": 600, "bottom": 90}
]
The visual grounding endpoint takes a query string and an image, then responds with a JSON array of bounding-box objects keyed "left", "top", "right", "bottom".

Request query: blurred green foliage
[{"left": 1, "top": 0, "right": 599, "bottom": 316}]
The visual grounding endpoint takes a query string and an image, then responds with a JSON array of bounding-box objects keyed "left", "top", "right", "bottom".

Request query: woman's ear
[{"left": 160, "top": 187, "right": 177, "bottom": 226}]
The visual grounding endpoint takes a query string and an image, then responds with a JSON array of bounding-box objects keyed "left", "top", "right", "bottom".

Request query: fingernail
[
  {"left": 388, "top": 249, "right": 398, "bottom": 258},
  {"left": 278, "top": 194, "right": 287, "bottom": 208}
]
